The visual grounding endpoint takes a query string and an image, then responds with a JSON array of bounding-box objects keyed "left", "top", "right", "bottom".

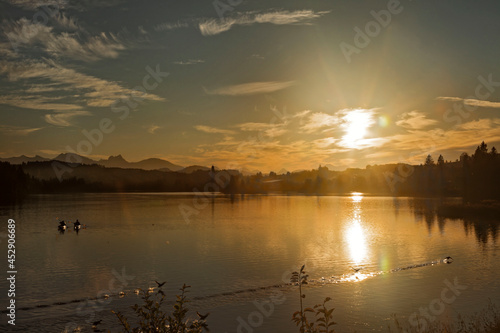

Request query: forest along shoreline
[{"left": 1, "top": 141, "right": 499, "bottom": 220}]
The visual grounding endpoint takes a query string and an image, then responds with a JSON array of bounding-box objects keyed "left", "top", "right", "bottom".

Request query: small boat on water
[
  {"left": 443, "top": 256, "right": 453, "bottom": 264},
  {"left": 74, "top": 220, "right": 82, "bottom": 230},
  {"left": 57, "top": 221, "right": 66, "bottom": 231}
]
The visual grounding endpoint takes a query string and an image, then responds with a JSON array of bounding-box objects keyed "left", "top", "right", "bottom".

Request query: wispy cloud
[
  {"left": 0, "top": 59, "right": 165, "bottom": 108},
  {"left": 44, "top": 110, "right": 91, "bottom": 126},
  {"left": 154, "top": 21, "right": 189, "bottom": 32},
  {"left": 204, "top": 81, "right": 296, "bottom": 96},
  {"left": 146, "top": 125, "right": 161, "bottom": 134},
  {"left": 4, "top": 18, "right": 125, "bottom": 62},
  {"left": 312, "top": 137, "right": 337, "bottom": 148},
  {"left": 195, "top": 125, "right": 236, "bottom": 135},
  {"left": 0, "top": 125, "right": 42, "bottom": 135},
  {"left": 199, "top": 10, "right": 329, "bottom": 36},
  {"left": 54, "top": 13, "right": 80, "bottom": 31},
  {"left": 436, "top": 97, "right": 500, "bottom": 108},
  {"left": 396, "top": 110, "right": 438, "bottom": 130},
  {"left": 385, "top": 118, "right": 500, "bottom": 159},
  {"left": 3, "top": 0, "right": 67, "bottom": 10},
  {"left": 173, "top": 59, "right": 205, "bottom": 65},
  {"left": 236, "top": 122, "right": 288, "bottom": 137},
  {"left": 0, "top": 95, "right": 82, "bottom": 111},
  {"left": 301, "top": 112, "right": 340, "bottom": 133},
  {"left": 37, "top": 149, "right": 61, "bottom": 156}
]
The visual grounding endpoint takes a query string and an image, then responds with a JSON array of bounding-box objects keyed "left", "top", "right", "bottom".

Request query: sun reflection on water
[
  {"left": 345, "top": 192, "right": 368, "bottom": 265},
  {"left": 346, "top": 218, "right": 367, "bottom": 264}
]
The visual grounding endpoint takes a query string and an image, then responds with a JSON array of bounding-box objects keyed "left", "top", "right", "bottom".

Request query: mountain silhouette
[
  {"left": 54, "top": 153, "right": 97, "bottom": 165},
  {"left": 0, "top": 155, "right": 50, "bottom": 164},
  {"left": 178, "top": 165, "right": 211, "bottom": 173},
  {"left": 1, "top": 153, "right": 184, "bottom": 171},
  {"left": 98, "top": 155, "right": 184, "bottom": 171}
]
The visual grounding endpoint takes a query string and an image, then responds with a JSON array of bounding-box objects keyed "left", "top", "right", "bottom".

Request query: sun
[{"left": 340, "top": 109, "right": 375, "bottom": 148}]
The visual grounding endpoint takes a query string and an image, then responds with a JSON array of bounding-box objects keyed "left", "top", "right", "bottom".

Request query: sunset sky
[{"left": 1, "top": 0, "right": 500, "bottom": 172}]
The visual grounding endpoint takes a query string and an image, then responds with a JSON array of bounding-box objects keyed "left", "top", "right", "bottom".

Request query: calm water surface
[{"left": 0, "top": 193, "right": 498, "bottom": 332}]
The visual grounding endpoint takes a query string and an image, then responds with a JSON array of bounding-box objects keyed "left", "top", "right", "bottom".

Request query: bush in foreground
[
  {"left": 111, "top": 266, "right": 499, "bottom": 333},
  {"left": 112, "top": 284, "right": 209, "bottom": 333}
]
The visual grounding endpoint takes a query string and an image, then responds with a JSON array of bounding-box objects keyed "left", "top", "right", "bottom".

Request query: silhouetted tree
[{"left": 425, "top": 154, "right": 435, "bottom": 166}]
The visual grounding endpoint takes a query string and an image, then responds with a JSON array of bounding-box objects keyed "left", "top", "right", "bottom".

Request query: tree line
[{"left": 1, "top": 141, "right": 498, "bottom": 202}]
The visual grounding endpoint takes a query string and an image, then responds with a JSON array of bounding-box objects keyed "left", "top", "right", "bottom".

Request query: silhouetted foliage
[
  {"left": 291, "top": 265, "right": 337, "bottom": 333},
  {"left": 0, "top": 162, "right": 29, "bottom": 202},
  {"left": 113, "top": 284, "right": 209, "bottom": 333}
]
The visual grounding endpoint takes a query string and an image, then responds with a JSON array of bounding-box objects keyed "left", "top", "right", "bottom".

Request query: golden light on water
[
  {"left": 351, "top": 192, "right": 363, "bottom": 203},
  {"left": 346, "top": 218, "right": 367, "bottom": 264},
  {"left": 345, "top": 192, "right": 367, "bottom": 265}
]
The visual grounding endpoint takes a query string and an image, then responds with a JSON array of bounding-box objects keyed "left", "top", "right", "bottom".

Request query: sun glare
[
  {"left": 341, "top": 109, "right": 375, "bottom": 148},
  {"left": 345, "top": 217, "right": 367, "bottom": 264}
]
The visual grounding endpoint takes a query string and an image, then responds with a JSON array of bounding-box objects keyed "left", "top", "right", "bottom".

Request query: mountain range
[
  {"left": 0, "top": 153, "right": 262, "bottom": 174},
  {"left": 0, "top": 153, "right": 186, "bottom": 171}
]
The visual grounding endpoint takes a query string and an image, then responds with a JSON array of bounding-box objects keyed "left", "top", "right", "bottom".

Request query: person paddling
[{"left": 74, "top": 219, "right": 81, "bottom": 230}]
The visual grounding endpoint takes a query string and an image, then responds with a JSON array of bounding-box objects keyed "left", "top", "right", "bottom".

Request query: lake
[{"left": 0, "top": 193, "right": 498, "bottom": 332}]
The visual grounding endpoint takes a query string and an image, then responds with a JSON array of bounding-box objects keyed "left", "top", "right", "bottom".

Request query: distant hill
[
  {"left": 0, "top": 155, "right": 50, "bottom": 164},
  {"left": 178, "top": 165, "right": 211, "bottom": 173},
  {"left": 1, "top": 153, "right": 184, "bottom": 171},
  {"left": 241, "top": 167, "right": 261, "bottom": 176},
  {"left": 98, "top": 155, "right": 184, "bottom": 171},
  {"left": 54, "top": 153, "right": 97, "bottom": 165}
]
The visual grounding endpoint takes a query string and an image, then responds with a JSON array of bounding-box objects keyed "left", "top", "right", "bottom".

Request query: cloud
[
  {"left": 37, "top": 149, "right": 61, "bottom": 156},
  {"left": 54, "top": 13, "right": 80, "bottom": 30},
  {"left": 3, "top": 0, "right": 67, "bottom": 10},
  {"left": 0, "top": 95, "right": 82, "bottom": 111},
  {"left": 199, "top": 10, "right": 329, "bottom": 36},
  {"left": 457, "top": 118, "right": 496, "bottom": 130},
  {"left": 154, "top": 21, "right": 189, "bottom": 32},
  {"left": 199, "top": 19, "right": 236, "bottom": 36},
  {"left": 146, "top": 125, "right": 161, "bottom": 134},
  {"left": 4, "top": 18, "right": 125, "bottom": 62},
  {"left": 204, "top": 81, "right": 296, "bottom": 96},
  {"left": 396, "top": 110, "right": 438, "bottom": 129},
  {"left": 0, "top": 125, "right": 42, "bottom": 135},
  {"left": 436, "top": 97, "right": 500, "bottom": 108},
  {"left": 301, "top": 112, "right": 340, "bottom": 133},
  {"left": 195, "top": 125, "right": 236, "bottom": 135},
  {"left": 294, "top": 110, "right": 312, "bottom": 118},
  {"left": 385, "top": 118, "right": 500, "bottom": 159},
  {"left": 173, "top": 59, "right": 205, "bottom": 65},
  {"left": 236, "top": 122, "right": 287, "bottom": 137},
  {"left": 0, "top": 59, "right": 165, "bottom": 108},
  {"left": 299, "top": 108, "right": 381, "bottom": 149},
  {"left": 44, "top": 110, "right": 91, "bottom": 126},
  {"left": 312, "top": 137, "right": 337, "bottom": 148}
]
